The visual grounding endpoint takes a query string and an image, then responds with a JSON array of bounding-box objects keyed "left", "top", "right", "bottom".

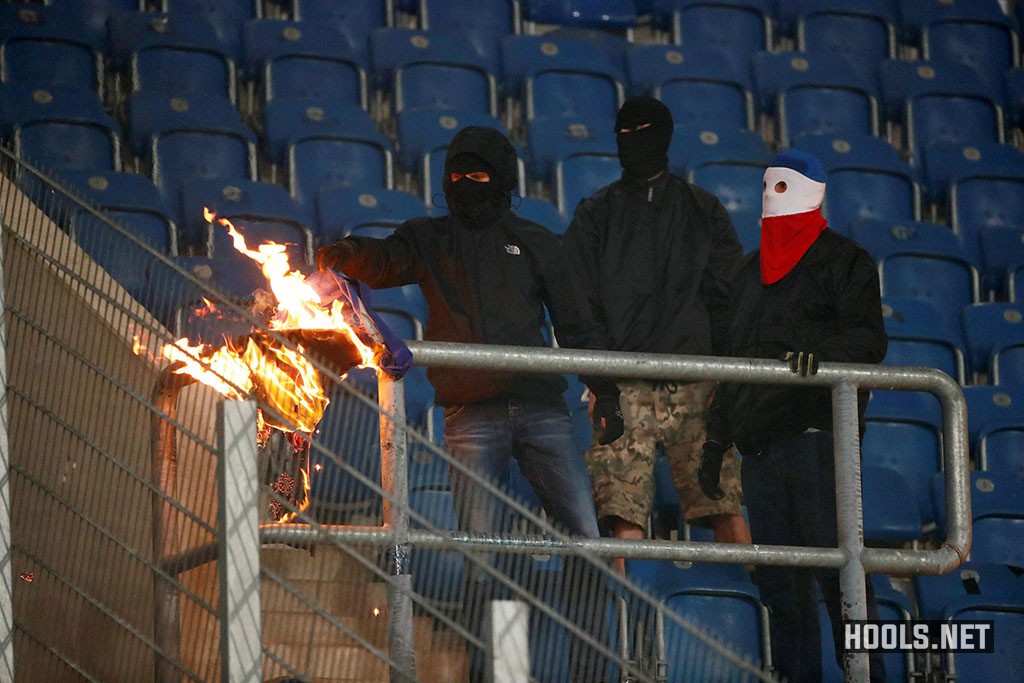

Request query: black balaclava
[
  {"left": 615, "top": 96, "right": 674, "bottom": 181},
  {"left": 442, "top": 126, "right": 516, "bottom": 226}
]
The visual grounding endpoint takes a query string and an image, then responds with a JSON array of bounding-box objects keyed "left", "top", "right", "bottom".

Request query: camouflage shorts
[{"left": 585, "top": 380, "right": 743, "bottom": 529}]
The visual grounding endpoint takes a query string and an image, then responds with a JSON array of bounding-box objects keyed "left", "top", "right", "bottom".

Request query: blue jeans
[
  {"left": 741, "top": 431, "right": 886, "bottom": 683},
  {"left": 444, "top": 397, "right": 606, "bottom": 682}
]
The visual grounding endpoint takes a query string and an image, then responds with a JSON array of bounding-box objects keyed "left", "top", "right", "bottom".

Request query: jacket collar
[{"left": 620, "top": 167, "right": 672, "bottom": 203}]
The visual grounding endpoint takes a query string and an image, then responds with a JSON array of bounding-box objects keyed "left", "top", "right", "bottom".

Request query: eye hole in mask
[{"left": 450, "top": 171, "right": 491, "bottom": 183}]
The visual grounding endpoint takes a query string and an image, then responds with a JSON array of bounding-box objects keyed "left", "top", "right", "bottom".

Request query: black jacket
[
  {"left": 706, "top": 229, "right": 888, "bottom": 453},
  {"left": 339, "top": 210, "right": 610, "bottom": 406},
  {"left": 562, "top": 171, "right": 742, "bottom": 356}
]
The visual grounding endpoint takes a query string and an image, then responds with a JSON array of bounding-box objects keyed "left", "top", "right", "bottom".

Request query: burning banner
[{"left": 141, "top": 209, "right": 411, "bottom": 522}]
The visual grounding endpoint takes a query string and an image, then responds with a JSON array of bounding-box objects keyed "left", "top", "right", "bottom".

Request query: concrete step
[
  {"left": 262, "top": 576, "right": 389, "bottom": 619},
  {"left": 261, "top": 545, "right": 383, "bottom": 583}
]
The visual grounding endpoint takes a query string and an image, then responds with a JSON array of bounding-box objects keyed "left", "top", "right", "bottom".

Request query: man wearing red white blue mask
[{"left": 698, "top": 149, "right": 889, "bottom": 682}]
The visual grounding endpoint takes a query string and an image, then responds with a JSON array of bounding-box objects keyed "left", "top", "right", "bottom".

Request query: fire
[
  {"left": 159, "top": 209, "right": 380, "bottom": 435},
  {"left": 144, "top": 209, "right": 387, "bottom": 521}
]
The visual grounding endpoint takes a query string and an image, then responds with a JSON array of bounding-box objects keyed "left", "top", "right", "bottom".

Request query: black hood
[
  {"left": 442, "top": 126, "right": 517, "bottom": 194},
  {"left": 615, "top": 96, "right": 673, "bottom": 181}
]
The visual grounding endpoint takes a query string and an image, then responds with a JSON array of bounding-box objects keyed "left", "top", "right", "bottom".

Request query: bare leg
[
  {"left": 610, "top": 517, "right": 645, "bottom": 575},
  {"left": 708, "top": 512, "right": 752, "bottom": 545}
]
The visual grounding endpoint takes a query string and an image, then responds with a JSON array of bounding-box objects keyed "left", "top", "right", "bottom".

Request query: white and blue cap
[{"left": 762, "top": 149, "right": 827, "bottom": 218}]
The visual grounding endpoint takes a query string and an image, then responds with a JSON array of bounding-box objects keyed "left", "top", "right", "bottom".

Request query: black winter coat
[
  {"left": 339, "top": 210, "right": 609, "bottom": 406},
  {"left": 562, "top": 172, "right": 742, "bottom": 356},
  {"left": 706, "top": 229, "right": 888, "bottom": 453}
]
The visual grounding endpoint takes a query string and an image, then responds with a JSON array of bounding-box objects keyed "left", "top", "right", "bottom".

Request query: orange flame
[{"left": 157, "top": 209, "right": 380, "bottom": 436}]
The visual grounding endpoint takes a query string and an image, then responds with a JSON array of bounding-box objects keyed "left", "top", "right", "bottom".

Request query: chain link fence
[{"left": 0, "top": 148, "right": 780, "bottom": 682}]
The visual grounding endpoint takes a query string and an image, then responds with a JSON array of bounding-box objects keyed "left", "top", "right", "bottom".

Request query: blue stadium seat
[
  {"left": 944, "top": 600, "right": 1024, "bottom": 683},
  {"left": 561, "top": 374, "right": 592, "bottom": 455},
  {"left": 921, "top": 141, "right": 1024, "bottom": 213},
  {"left": 848, "top": 218, "right": 980, "bottom": 322},
  {"left": 260, "top": 25, "right": 368, "bottom": 111},
  {"left": 0, "top": 83, "right": 122, "bottom": 173},
  {"left": 525, "top": 113, "right": 616, "bottom": 185},
  {"left": 500, "top": 34, "right": 626, "bottom": 122},
  {"left": 971, "top": 517, "right": 1024, "bottom": 568},
  {"left": 162, "top": 0, "right": 260, "bottom": 64},
  {"left": 54, "top": 169, "right": 177, "bottom": 276},
  {"left": 126, "top": 91, "right": 257, "bottom": 222},
  {"left": 991, "top": 344, "right": 1024, "bottom": 390},
  {"left": 670, "top": 0, "right": 773, "bottom": 60},
  {"left": 109, "top": 11, "right": 237, "bottom": 103},
  {"left": 315, "top": 186, "right": 425, "bottom": 243},
  {"left": 878, "top": 59, "right": 1006, "bottom": 162},
  {"left": 794, "top": 1, "right": 898, "bottom": 81},
  {"left": 931, "top": 470, "right": 1024, "bottom": 555},
  {"left": 751, "top": 51, "right": 881, "bottom": 147},
  {"left": 793, "top": 134, "right": 921, "bottom": 230},
  {"left": 553, "top": 140, "right": 621, "bottom": 218},
  {"left": 408, "top": 405, "right": 450, "bottom": 490},
  {"left": 921, "top": 12, "right": 1021, "bottom": 94},
  {"left": 141, "top": 254, "right": 266, "bottom": 334},
  {"left": 963, "top": 385, "right": 1024, "bottom": 464},
  {"left": 408, "top": 487, "right": 464, "bottom": 605},
  {"left": 39, "top": 0, "right": 141, "bottom": 48},
  {"left": 862, "top": 465, "right": 926, "bottom": 543},
  {"left": 364, "top": 284, "right": 429, "bottom": 336},
  {"left": 522, "top": 0, "right": 637, "bottom": 31},
  {"left": 915, "top": 561, "right": 1024, "bottom": 622},
  {"left": 395, "top": 108, "right": 507, "bottom": 176},
  {"left": 961, "top": 303, "right": 1024, "bottom": 382},
  {"left": 881, "top": 297, "right": 966, "bottom": 384},
  {"left": 179, "top": 177, "right": 312, "bottom": 268},
  {"left": 650, "top": 447, "right": 683, "bottom": 538},
  {"left": 0, "top": 4, "right": 106, "bottom": 98},
  {"left": 370, "top": 28, "right": 499, "bottom": 117},
  {"left": 513, "top": 197, "right": 567, "bottom": 235},
  {"left": 897, "top": 0, "right": 1010, "bottom": 43},
  {"left": 688, "top": 160, "right": 765, "bottom": 216},
  {"left": 310, "top": 382, "right": 384, "bottom": 516},
  {"left": 291, "top": 0, "right": 392, "bottom": 57},
  {"left": 418, "top": 0, "right": 518, "bottom": 72},
  {"left": 1007, "top": 68, "right": 1024, "bottom": 135},
  {"left": 950, "top": 171, "right": 1024, "bottom": 251},
  {"left": 624, "top": 45, "right": 755, "bottom": 131},
  {"left": 626, "top": 559, "right": 769, "bottom": 682},
  {"left": 261, "top": 99, "right": 395, "bottom": 206},
  {"left": 978, "top": 226, "right": 1024, "bottom": 300},
  {"left": 668, "top": 124, "right": 771, "bottom": 181},
  {"left": 242, "top": 20, "right": 368, "bottom": 112},
  {"left": 863, "top": 390, "right": 944, "bottom": 529}
]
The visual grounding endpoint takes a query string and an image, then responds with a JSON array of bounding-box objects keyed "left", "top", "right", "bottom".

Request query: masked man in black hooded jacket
[
  {"left": 317, "top": 126, "right": 623, "bottom": 682},
  {"left": 562, "top": 97, "right": 751, "bottom": 573}
]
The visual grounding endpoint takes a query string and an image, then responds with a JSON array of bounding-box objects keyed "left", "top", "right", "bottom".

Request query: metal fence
[{"left": 0, "top": 147, "right": 970, "bottom": 683}]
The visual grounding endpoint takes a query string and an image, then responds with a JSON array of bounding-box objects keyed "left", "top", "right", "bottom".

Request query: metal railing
[
  {"left": 222, "top": 340, "right": 969, "bottom": 683},
  {"left": 0, "top": 146, "right": 971, "bottom": 683}
]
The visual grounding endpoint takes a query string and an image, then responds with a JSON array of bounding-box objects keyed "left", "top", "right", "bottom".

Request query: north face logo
[{"left": 505, "top": 244, "right": 521, "bottom": 255}]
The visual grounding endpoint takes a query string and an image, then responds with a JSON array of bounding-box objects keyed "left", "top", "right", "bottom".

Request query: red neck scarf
[{"left": 759, "top": 209, "right": 827, "bottom": 285}]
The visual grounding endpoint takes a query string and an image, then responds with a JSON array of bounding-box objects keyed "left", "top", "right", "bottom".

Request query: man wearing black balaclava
[
  {"left": 562, "top": 97, "right": 752, "bottom": 573},
  {"left": 318, "top": 126, "right": 622, "bottom": 683}
]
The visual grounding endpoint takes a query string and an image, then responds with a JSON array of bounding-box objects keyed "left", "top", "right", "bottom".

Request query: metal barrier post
[
  {"left": 0, "top": 212, "right": 14, "bottom": 681},
  {"left": 218, "top": 400, "right": 261, "bottom": 683},
  {"left": 832, "top": 381, "right": 869, "bottom": 682},
  {"left": 379, "top": 375, "right": 417, "bottom": 683}
]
